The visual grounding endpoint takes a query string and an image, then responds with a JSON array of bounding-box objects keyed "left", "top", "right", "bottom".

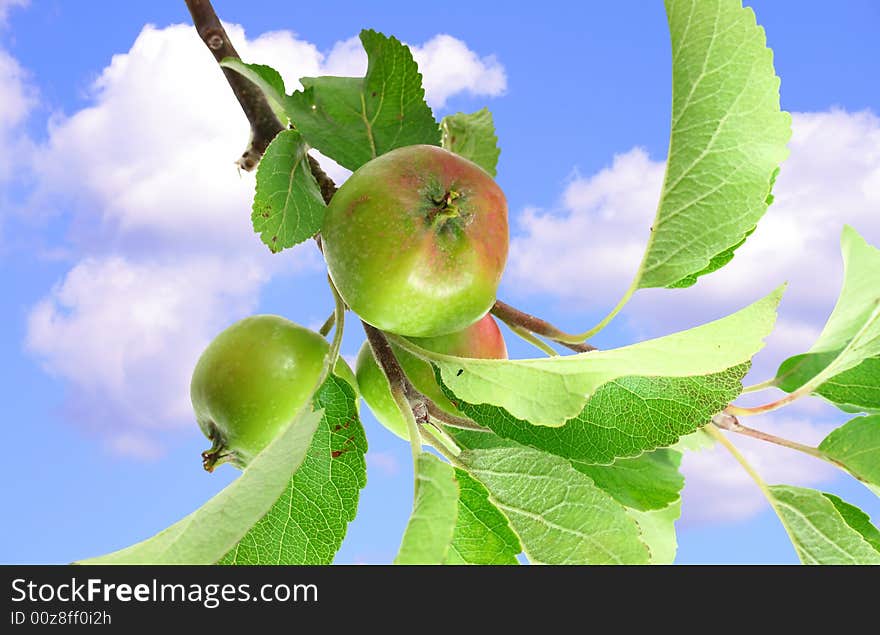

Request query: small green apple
[
  {"left": 321, "top": 144, "right": 509, "bottom": 337},
  {"left": 191, "top": 314, "right": 354, "bottom": 471},
  {"left": 356, "top": 314, "right": 506, "bottom": 439}
]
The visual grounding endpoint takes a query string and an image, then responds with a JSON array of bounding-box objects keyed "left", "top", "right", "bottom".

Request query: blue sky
[{"left": 1, "top": 0, "right": 878, "bottom": 565}]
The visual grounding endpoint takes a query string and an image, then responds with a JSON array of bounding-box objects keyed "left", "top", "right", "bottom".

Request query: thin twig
[
  {"left": 497, "top": 317, "right": 559, "bottom": 356},
  {"left": 318, "top": 277, "right": 347, "bottom": 388},
  {"left": 307, "top": 156, "right": 338, "bottom": 204},
  {"left": 362, "top": 323, "right": 428, "bottom": 422},
  {"left": 707, "top": 423, "right": 803, "bottom": 552},
  {"left": 560, "top": 340, "right": 597, "bottom": 353},
  {"left": 491, "top": 300, "right": 596, "bottom": 352},
  {"left": 184, "top": 0, "right": 337, "bottom": 201},
  {"left": 725, "top": 387, "right": 809, "bottom": 417},
  {"left": 362, "top": 322, "right": 425, "bottom": 495},
  {"left": 362, "top": 324, "right": 488, "bottom": 436},
  {"left": 425, "top": 401, "right": 488, "bottom": 432},
  {"left": 706, "top": 424, "right": 774, "bottom": 500},
  {"left": 712, "top": 411, "right": 849, "bottom": 471},
  {"left": 184, "top": 0, "right": 284, "bottom": 170}
]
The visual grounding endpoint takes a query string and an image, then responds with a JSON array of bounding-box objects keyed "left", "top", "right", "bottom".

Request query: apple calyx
[
  {"left": 200, "top": 422, "right": 239, "bottom": 473},
  {"left": 427, "top": 187, "right": 468, "bottom": 229}
]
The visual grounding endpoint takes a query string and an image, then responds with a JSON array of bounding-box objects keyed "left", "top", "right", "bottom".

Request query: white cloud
[
  {"left": 0, "top": 6, "right": 35, "bottom": 180},
  {"left": 26, "top": 256, "right": 267, "bottom": 441},
  {"left": 680, "top": 414, "right": 838, "bottom": 524},
  {"left": 507, "top": 148, "right": 664, "bottom": 303},
  {"left": 24, "top": 22, "right": 507, "bottom": 455},
  {"left": 0, "top": 49, "right": 30, "bottom": 128},
  {"left": 318, "top": 33, "right": 507, "bottom": 109},
  {"left": 366, "top": 451, "right": 401, "bottom": 477},
  {"left": 35, "top": 24, "right": 274, "bottom": 250},
  {"left": 106, "top": 432, "right": 164, "bottom": 461},
  {"left": 411, "top": 35, "right": 506, "bottom": 108}
]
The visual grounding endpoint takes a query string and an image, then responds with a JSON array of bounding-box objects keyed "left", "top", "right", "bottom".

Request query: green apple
[
  {"left": 191, "top": 314, "right": 354, "bottom": 471},
  {"left": 321, "top": 144, "right": 509, "bottom": 337},
  {"left": 356, "top": 314, "right": 506, "bottom": 439}
]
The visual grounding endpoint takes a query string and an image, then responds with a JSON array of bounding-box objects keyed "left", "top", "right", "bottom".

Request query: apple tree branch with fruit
[{"left": 77, "top": 0, "right": 880, "bottom": 565}]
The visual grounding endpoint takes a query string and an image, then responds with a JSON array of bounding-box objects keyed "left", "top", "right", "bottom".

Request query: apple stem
[{"left": 491, "top": 300, "right": 597, "bottom": 353}]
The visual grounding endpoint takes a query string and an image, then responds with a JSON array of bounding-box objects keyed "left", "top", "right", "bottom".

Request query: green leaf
[
  {"left": 219, "top": 59, "right": 289, "bottom": 125},
  {"left": 219, "top": 377, "right": 367, "bottom": 564},
  {"left": 818, "top": 416, "right": 880, "bottom": 496},
  {"left": 440, "top": 108, "right": 500, "bottom": 176},
  {"left": 574, "top": 449, "right": 684, "bottom": 511},
  {"left": 77, "top": 406, "right": 322, "bottom": 564},
  {"left": 791, "top": 227, "right": 880, "bottom": 356},
  {"left": 444, "top": 469, "right": 521, "bottom": 565},
  {"left": 634, "top": 0, "right": 790, "bottom": 289},
  {"left": 823, "top": 493, "right": 880, "bottom": 553},
  {"left": 457, "top": 439, "right": 650, "bottom": 564},
  {"left": 409, "top": 286, "right": 781, "bottom": 427},
  {"left": 252, "top": 129, "right": 326, "bottom": 253},
  {"left": 394, "top": 453, "right": 459, "bottom": 565},
  {"left": 578, "top": 449, "right": 685, "bottom": 563},
  {"left": 584, "top": 449, "right": 685, "bottom": 564},
  {"left": 769, "top": 485, "right": 880, "bottom": 564},
  {"left": 627, "top": 500, "right": 681, "bottom": 564},
  {"left": 666, "top": 228, "right": 754, "bottom": 289},
  {"left": 441, "top": 366, "right": 745, "bottom": 465},
  {"left": 286, "top": 30, "right": 440, "bottom": 171},
  {"left": 775, "top": 227, "right": 880, "bottom": 412},
  {"left": 777, "top": 354, "right": 880, "bottom": 415}
]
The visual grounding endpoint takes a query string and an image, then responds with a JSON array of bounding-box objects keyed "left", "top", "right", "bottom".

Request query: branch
[
  {"left": 185, "top": 0, "right": 283, "bottom": 170},
  {"left": 491, "top": 300, "right": 596, "bottom": 352},
  {"left": 362, "top": 322, "right": 429, "bottom": 426},
  {"left": 308, "top": 155, "right": 338, "bottom": 205},
  {"left": 184, "top": 0, "right": 338, "bottom": 201},
  {"left": 362, "top": 323, "right": 487, "bottom": 433},
  {"left": 711, "top": 411, "right": 848, "bottom": 471},
  {"left": 362, "top": 322, "right": 429, "bottom": 485}
]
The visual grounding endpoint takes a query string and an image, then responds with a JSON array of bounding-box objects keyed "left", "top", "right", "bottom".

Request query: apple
[
  {"left": 356, "top": 314, "right": 506, "bottom": 439},
  {"left": 191, "top": 314, "right": 355, "bottom": 471},
  {"left": 321, "top": 145, "right": 508, "bottom": 337}
]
